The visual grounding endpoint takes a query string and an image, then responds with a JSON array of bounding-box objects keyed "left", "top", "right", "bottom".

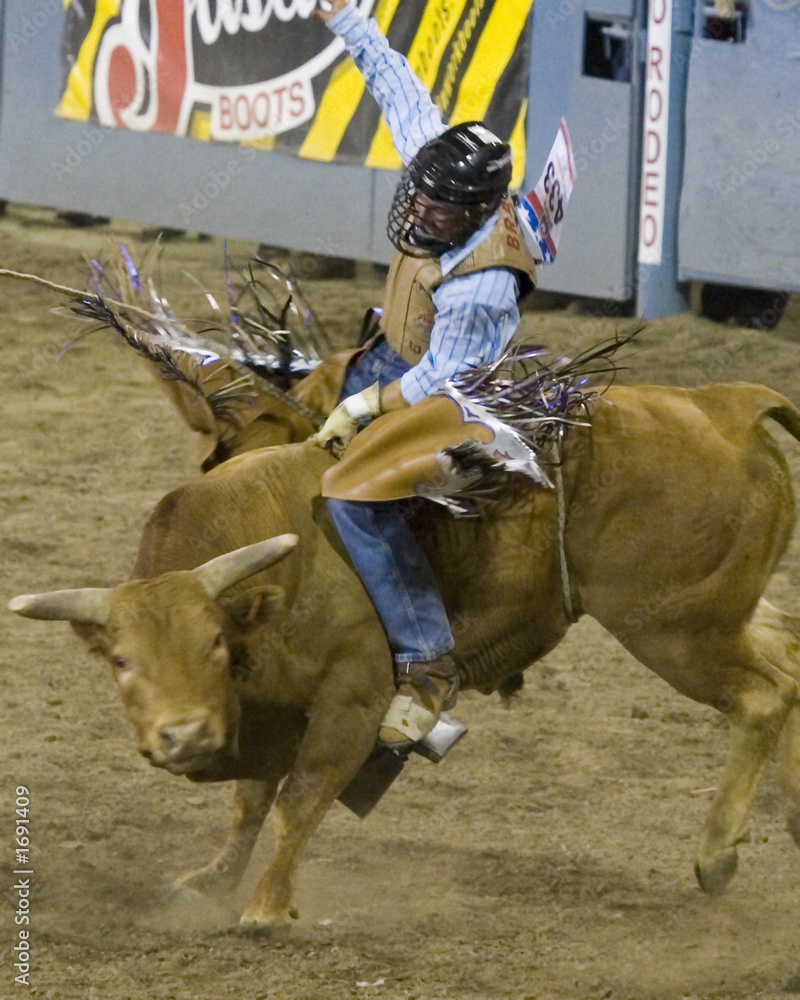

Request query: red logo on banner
[
  {"left": 95, "top": 1, "right": 187, "bottom": 132},
  {"left": 92, "top": 0, "right": 372, "bottom": 138}
]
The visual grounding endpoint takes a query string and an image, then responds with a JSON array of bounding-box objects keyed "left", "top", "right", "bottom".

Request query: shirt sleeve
[
  {"left": 399, "top": 269, "right": 521, "bottom": 405},
  {"left": 326, "top": 5, "right": 445, "bottom": 163}
]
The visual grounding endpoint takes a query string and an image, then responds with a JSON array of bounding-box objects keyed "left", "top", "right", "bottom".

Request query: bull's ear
[{"left": 221, "top": 585, "right": 285, "bottom": 632}]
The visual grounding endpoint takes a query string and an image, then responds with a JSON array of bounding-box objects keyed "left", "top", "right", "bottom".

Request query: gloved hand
[
  {"left": 311, "top": 0, "right": 351, "bottom": 21},
  {"left": 315, "top": 382, "right": 382, "bottom": 456}
]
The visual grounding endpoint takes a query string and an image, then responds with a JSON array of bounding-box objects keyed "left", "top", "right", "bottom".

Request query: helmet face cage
[
  {"left": 386, "top": 166, "right": 441, "bottom": 258},
  {"left": 386, "top": 122, "right": 512, "bottom": 258}
]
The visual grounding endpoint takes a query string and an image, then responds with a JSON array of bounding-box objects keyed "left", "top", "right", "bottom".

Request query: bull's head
[{"left": 8, "top": 535, "right": 298, "bottom": 775}]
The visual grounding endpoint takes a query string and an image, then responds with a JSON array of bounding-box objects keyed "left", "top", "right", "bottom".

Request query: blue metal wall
[
  {"left": 0, "top": 0, "right": 643, "bottom": 291},
  {"left": 1, "top": 0, "right": 797, "bottom": 296},
  {"left": 526, "top": 0, "right": 646, "bottom": 300},
  {"left": 0, "top": 0, "right": 376, "bottom": 261},
  {"left": 678, "top": 0, "right": 800, "bottom": 292}
]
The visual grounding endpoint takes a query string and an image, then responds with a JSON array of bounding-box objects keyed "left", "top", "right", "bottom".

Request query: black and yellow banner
[{"left": 58, "top": 0, "right": 532, "bottom": 183}]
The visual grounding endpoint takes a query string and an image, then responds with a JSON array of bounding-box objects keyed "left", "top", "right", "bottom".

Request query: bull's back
[
  {"left": 133, "top": 442, "right": 335, "bottom": 579},
  {"left": 597, "top": 382, "right": 800, "bottom": 444}
]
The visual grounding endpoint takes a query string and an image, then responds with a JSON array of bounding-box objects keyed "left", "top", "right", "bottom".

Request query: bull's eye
[
  {"left": 110, "top": 655, "right": 129, "bottom": 671},
  {"left": 212, "top": 632, "right": 227, "bottom": 652}
]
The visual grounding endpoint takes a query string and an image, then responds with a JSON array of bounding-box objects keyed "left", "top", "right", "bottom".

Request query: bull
[{"left": 10, "top": 381, "right": 800, "bottom": 927}]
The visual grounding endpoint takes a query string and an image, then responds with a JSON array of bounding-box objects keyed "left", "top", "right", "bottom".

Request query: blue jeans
[
  {"left": 340, "top": 335, "right": 412, "bottom": 397},
  {"left": 327, "top": 338, "right": 455, "bottom": 664}
]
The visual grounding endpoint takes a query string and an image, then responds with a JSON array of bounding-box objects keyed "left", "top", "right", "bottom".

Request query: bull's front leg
[
  {"left": 173, "top": 708, "right": 305, "bottom": 898},
  {"left": 239, "top": 663, "right": 392, "bottom": 928},
  {"left": 173, "top": 778, "right": 277, "bottom": 897}
]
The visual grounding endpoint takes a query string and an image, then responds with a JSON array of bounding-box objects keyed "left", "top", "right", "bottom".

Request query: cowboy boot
[{"left": 378, "top": 655, "right": 460, "bottom": 748}]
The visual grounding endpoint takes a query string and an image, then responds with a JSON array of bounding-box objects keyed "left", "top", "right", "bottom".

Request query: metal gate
[{"left": 526, "top": 0, "right": 646, "bottom": 301}]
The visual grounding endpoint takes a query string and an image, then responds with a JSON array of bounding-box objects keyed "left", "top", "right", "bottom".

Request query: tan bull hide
[
  {"left": 151, "top": 346, "right": 361, "bottom": 470},
  {"left": 10, "top": 382, "right": 800, "bottom": 928}
]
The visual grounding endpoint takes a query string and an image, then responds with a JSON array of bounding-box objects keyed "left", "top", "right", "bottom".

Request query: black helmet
[{"left": 387, "top": 121, "right": 512, "bottom": 258}]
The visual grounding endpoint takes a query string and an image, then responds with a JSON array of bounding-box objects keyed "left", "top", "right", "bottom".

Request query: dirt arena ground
[{"left": 2, "top": 206, "right": 800, "bottom": 1000}]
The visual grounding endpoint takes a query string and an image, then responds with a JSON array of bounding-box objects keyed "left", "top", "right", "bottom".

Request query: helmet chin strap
[
  {"left": 388, "top": 167, "right": 503, "bottom": 258},
  {"left": 411, "top": 198, "right": 502, "bottom": 256}
]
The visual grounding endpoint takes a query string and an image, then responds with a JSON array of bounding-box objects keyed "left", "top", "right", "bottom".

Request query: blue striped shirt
[{"left": 328, "top": 5, "right": 520, "bottom": 405}]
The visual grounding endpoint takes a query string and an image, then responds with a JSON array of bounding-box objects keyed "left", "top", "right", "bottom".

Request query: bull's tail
[
  {"left": 693, "top": 383, "right": 800, "bottom": 447},
  {"left": 765, "top": 399, "right": 800, "bottom": 444},
  {"left": 70, "top": 247, "right": 329, "bottom": 470},
  {"left": 749, "top": 599, "right": 800, "bottom": 685},
  {"left": 748, "top": 599, "right": 800, "bottom": 849}
]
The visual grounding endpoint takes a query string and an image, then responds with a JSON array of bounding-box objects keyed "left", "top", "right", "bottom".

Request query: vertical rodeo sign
[
  {"left": 57, "top": 0, "right": 533, "bottom": 174},
  {"left": 638, "top": 0, "right": 672, "bottom": 266}
]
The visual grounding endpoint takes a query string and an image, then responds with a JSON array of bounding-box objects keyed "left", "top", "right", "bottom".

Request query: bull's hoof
[
  {"left": 782, "top": 966, "right": 800, "bottom": 993},
  {"left": 236, "top": 922, "right": 288, "bottom": 940},
  {"left": 237, "top": 909, "right": 298, "bottom": 939},
  {"left": 694, "top": 848, "right": 738, "bottom": 896},
  {"left": 172, "top": 867, "right": 237, "bottom": 898},
  {"left": 154, "top": 885, "right": 205, "bottom": 908}
]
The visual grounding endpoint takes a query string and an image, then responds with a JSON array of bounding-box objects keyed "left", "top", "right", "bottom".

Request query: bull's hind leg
[
  {"left": 174, "top": 778, "right": 278, "bottom": 897},
  {"left": 751, "top": 601, "right": 800, "bottom": 845},
  {"left": 612, "top": 620, "right": 797, "bottom": 895},
  {"left": 779, "top": 706, "right": 800, "bottom": 846},
  {"left": 694, "top": 677, "right": 790, "bottom": 895}
]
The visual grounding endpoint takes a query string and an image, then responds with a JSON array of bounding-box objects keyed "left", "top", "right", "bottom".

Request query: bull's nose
[{"left": 157, "top": 719, "right": 220, "bottom": 758}]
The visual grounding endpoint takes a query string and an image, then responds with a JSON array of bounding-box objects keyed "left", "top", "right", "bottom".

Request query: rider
[{"left": 312, "top": 0, "right": 538, "bottom": 748}]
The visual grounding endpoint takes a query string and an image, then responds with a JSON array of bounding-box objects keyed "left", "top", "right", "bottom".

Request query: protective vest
[{"left": 380, "top": 197, "right": 538, "bottom": 365}]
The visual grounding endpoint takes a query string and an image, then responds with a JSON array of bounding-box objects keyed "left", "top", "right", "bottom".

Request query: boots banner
[{"left": 57, "top": 0, "right": 532, "bottom": 182}]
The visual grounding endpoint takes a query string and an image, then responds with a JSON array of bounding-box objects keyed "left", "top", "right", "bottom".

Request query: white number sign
[{"left": 516, "top": 119, "right": 576, "bottom": 265}]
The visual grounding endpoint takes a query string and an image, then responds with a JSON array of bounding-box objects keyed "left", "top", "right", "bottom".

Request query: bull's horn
[
  {"left": 8, "top": 588, "right": 111, "bottom": 625},
  {"left": 194, "top": 534, "right": 299, "bottom": 598}
]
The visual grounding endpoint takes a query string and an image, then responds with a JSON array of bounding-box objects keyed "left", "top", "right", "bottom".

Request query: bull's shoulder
[
  {"left": 133, "top": 441, "right": 334, "bottom": 578},
  {"left": 204, "top": 440, "right": 334, "bottom": 483},
  {"left": 134, "top": 478, "right": 209, "bottom": 578}
]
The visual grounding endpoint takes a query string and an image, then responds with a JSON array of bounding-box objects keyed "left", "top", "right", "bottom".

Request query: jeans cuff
[{"left": 394, "top": 645, "right": 454, "bottom": 664}]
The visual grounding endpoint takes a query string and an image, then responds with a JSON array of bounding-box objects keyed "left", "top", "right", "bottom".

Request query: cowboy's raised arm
[{"left": 311, "top": 0, "right": 445, "bottom": 163}]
